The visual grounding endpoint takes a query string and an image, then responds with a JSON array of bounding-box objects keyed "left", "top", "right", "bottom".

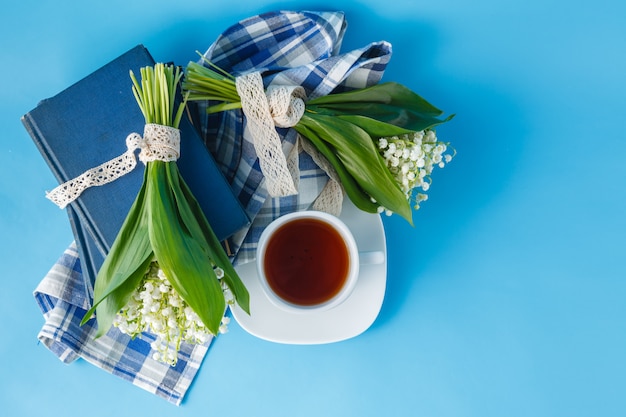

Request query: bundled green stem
[
  {"left": 130, "top": 64, "right": 187, "bottom": 127},
  {"left": 184, "top": 59, "right": 242, "bottom": 113},
  {"left": 83, "top": 63, "right": 249, "bottom": 339},
  {"left": 183, "top": 57, "right": 454, "bottom": 224}
]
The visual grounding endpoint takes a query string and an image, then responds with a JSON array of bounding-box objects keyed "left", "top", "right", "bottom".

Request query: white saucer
[{"left": 230, "top": 199, "right": 387, "bottom": 344}]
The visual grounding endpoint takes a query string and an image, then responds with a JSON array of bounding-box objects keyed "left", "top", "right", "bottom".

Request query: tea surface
[{"left": 263, "top": 218, "right": 350, "bottom": 305}]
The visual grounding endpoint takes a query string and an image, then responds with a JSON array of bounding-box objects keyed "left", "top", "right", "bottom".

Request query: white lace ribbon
[
  {"left": 46, "top": 124, "right": 180, "bottom": 209},
  {"left": 235, "top": 72, "right": 345, "bottom": 214},
  {"left": 236, "top": 72, "right": 306, "bottom": 197}
]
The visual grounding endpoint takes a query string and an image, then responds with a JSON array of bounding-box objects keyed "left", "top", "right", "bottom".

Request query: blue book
[{"left": 22, "top": 45, "right": 250, "bottom": 296}]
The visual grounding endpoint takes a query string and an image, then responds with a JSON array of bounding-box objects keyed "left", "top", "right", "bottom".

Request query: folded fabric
[
  {"left": 33, "top": 243, "right": 209, "bottom": 405},
  {"left": 33, "top": 10, "right": 392, "bottom": 405},
  {"left": 195, "top": 10, "right": 391, "bottom": 265}
]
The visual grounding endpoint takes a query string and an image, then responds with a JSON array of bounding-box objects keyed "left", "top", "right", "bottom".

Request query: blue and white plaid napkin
[
  {"left": 33, "top": 10, "right": 391, "bottom": 405},
  {"left": 34, "top": 243, "right": 207, "bottom": 405},
  {"left": 196, "top": 10, "right": 391, "bottom": 265}
]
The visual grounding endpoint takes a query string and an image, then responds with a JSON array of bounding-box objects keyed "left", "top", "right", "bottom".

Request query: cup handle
[{"left": 359, "top": 251, "right": 385, "bottom": 265}]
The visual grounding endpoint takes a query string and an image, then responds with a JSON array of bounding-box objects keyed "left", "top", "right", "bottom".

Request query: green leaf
[
  {"left": 146, "top": 161, "right": 226, "bottom": 335},
  {"left": 294, "top": 123, "right": 379, "bottom": 214},
  {"left": 82, "top": 171, "right": 154, "bottom": 337},
  {"left": 309, "top": 82, "right": 444, "bottom": 115},
  {"left": 307, "top": 82, "right": 454, "bottom": 132},
  {"left": 335, "top": 115, "right": 416, "bottom": 138},
  {"left": 312, "top": 103, "right": 453, "bottom": 132},
  {"left": 170, "top": 162, "right": 250, "bottom": 315},
  {"left": 308, "top": 103, "right": 453, "bottom": 132},
  {"left": 298, "top": 114, "right": 412, "bottom": 223},
  {"left": 90, "top": 256, "right": 153, "bottom": 338}
]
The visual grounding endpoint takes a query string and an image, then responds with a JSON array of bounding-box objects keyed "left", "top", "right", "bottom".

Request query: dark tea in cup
[
  {"left": 256, "top": 211, "right": 359, "bottom": 313},
  {"left": 263, "top": 217, "right": 349, "bottom": 305}
]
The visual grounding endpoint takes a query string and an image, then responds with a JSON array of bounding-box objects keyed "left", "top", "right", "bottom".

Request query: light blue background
[{"left": 1, "top": 0, "right": 625, "bottom": 416}]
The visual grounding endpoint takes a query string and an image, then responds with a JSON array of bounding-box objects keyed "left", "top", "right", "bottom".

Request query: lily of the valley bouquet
[{"left": 183, "top": 58, "right": 454, "bottom": 224}]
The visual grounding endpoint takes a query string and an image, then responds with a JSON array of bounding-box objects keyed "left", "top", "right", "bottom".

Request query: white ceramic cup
[{"left": 256, "top": 210, "right": 383, "bottom": 313}]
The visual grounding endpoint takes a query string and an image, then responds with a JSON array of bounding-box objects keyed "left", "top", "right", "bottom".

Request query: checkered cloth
[
  {"left": 34, "top": 243, "right": 207, "bottom": 405},
  {"left": 33, "top": 10, "right": 391, "bottom": 405},
  {"left": 196, "top": 10, "right": 391, "bottom": 265}
]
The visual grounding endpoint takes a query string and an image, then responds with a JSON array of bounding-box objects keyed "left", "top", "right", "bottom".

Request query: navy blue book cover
[{"left": 22, "top": 45, "right": 250, "bottom": 295}]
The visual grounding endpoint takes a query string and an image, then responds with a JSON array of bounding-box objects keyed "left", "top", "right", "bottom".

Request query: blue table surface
[{"left": 1, "top": 1, "right": 625, "bottom": 416}]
